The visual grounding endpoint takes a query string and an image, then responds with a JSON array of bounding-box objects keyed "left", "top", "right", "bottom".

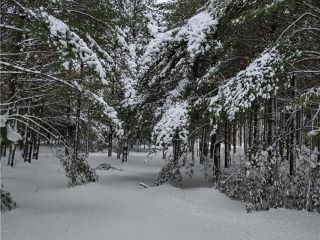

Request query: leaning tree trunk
[{"left": 32, "top": 105, "right": 43, "bottom": 160}]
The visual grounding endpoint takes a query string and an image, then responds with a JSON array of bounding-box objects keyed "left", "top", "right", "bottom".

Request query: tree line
[{"left": 1, "top": 0, "right": 319, "bottom": 212}]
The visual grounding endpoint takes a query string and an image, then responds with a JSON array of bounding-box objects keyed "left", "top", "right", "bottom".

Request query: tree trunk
[
  {"left": 173, "top": 135, "right": 181, "bottom": 165},
  {"left": 65, "top": 99, "right": 71, "bottom": 156},
  {"left": 232, "top": 123, "right": 237, "bottom": 154},
  {"left": 74, "top": 92, "right": 81, "bottom": 158},
  {"left": 108, "top": 125, "right": 113, "bottom": 157},
  {"left": 210, "top": 133, "right": 216, "bottom": 159},
  {"left": 122, "top": 137, "right": 128, "bottom": 162},
  {"left": 85, "top": 107, "right": 91, "bottom": 156},
  {"left": 213, "top": 139, "right": 221, "bottom": 180},
  {"left": 200, "top": 127, "right": 208, "bottom": 164},
  {"left": 117, "top": 139, "right": 122, "bottom": 159},
  {"left": 190, "top": 138, "right": 195, "bottom": 166},
  {"left": 7, "top": 144, "right": 16, "bottom": 167},
  {"left": 1, "top": 143, "right": 6, "bottom": 157},
  {"left": 224, "top": 121, "right": 231, "bottom": 168}
]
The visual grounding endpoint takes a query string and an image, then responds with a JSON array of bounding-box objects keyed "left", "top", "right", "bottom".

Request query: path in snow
[{"left": 1, "top": 148, "right": 319, "bottom": 240}]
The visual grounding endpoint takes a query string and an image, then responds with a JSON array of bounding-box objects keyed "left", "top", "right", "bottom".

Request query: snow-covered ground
[{"left": 1, "top": 147, "right": 319, "bottom": 240}]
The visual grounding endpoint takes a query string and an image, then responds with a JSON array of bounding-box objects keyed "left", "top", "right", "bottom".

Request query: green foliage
[
  {"left": 63, "top": 155, "right": 99, "bottom": 187},
  {"left": 218, "top": 156, "right": 320, "bottom": 213},
  {"left": 1, "top": 188, "right": 17, "bottom": 213},
  {"left": 154, "top": 159, "right": 182, "bottom": 186}
]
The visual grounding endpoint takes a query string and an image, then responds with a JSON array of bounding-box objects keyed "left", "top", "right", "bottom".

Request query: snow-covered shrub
[
  {"left": 154, "top": 159, "right": 182, "bottom": 186},
  {"left": 62, "top": 155, "right": 99, "bottom": 187},
  {"left": 95, "top": 163, "right": 123, "bottom": 172},
  {"left": 1, "top": 188, "right": 17, "bottom": 213},
  {"left": 218, "top": 156, "right": 320, "bottom": 213}
]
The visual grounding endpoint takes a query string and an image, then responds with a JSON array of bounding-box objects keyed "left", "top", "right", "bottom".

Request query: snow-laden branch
[
  {"left": 209, "top": 47, "right": 283, "bottom": 119},
  {"left": 153, "top": 101, "right": 189, "bottom": 146},
  {"left": 73, "top": 82, "right": 122, "bottom": 135},
  {"left": 0, "top": 60, "right": 74, "bottom": 88},
  {"left": 15, "top": 3, "right": 111, "bottom": 86},
  {"left": 0, "top": 24, "right": 25, "bottom": 32},
  {"left": 176, "top": 11, "right": 217, "bottom": 60}
]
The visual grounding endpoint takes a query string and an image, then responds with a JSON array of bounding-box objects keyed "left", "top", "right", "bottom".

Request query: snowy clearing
[{"left": 1, "top": 148, "right": 319, "bottom": 240}]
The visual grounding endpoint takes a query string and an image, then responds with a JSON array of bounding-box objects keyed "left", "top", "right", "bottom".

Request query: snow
[
  {"left": 153, "top": 101, "right": 189, "bottom": 146},
  {"left": 39, "top": 11, "right": 109, "bottom": 85},
  {"left": 176, "top": 11, "right": 217, "bottom": 60},
  {"left": 2, "top": 147, "right": 319, "bottom": 240},
  {"left": 0, "top": 112, "right": 8, "bottom": 127},
  {"left": 307, "top": 129, "right": 320, "bottom": 136},
  {"left": 6, "top": 125, "right": 23, "bottom": 143},
  {"left": 210, "top": 47, "right": 282, "bottom": 119}
]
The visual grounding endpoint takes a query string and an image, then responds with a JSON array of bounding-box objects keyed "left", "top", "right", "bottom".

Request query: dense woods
[{"left": 1, "top": 0, "right": 319, "bottom": 214}]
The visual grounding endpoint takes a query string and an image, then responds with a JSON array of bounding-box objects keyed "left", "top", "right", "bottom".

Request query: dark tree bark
[
  {"left": 173, "top": 135, "right": 181, "bottom": 165},
  {"left": 108, "top": 125, "right": 113, "bottom": 157},
  {"left": 200, "top": 127, "right": 208, "bottom": 164},
  {"left": 224, "top": 121, "right": 231, "bottom": 168},
  {"left": 73, "top": 92, "right": 81, "bottom": 158},
  {"left": 190, "top": 138, "right": 195, "bottom": 166},
  {"left": 213, "top": 138, "right": 221, "bottom": 179},
  {"left": 210, "top": 133, "right": 216, "bottom": 159},
  {"left": 117, "top": 139, "right": 122, "bottom": 159},
  {"left": 122, "top": 137, "right": 128, "bottom": 162}
]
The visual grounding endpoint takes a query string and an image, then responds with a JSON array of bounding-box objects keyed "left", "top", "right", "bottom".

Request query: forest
[{"left": 1, "top": 0, "right": 319, "bottom": 239}]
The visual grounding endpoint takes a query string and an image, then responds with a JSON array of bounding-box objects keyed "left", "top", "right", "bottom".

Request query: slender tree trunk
[
  {"left": 232, "top": 123, "right": 237, "bottom": 154},
  {"left": 1, "top": 143, "right": 6, "bottom": 157},
  {"left": 27, "top": 135, "right": 33, "bottom": 163},
  {"left": 7, "top": 144, "right": 16, "bottom": 167},
  {"left": 122, "top": 137, "right": 128, "bottom": 162},
  {"left": 244, "top": 120, "right": 247, "bottom": 156},
  {"left": 239, "top": 123, "right": 243, "bottom": 147},
  {"left": 200, "top": 127, "right": 208, "bottom": 164},
  {"left": 173, "top": 134, "right": 181, "bottom": 165},
  {"left": 213, "top": 127, "right": 221, "bottom": 180},
  {"left": 248, "top": 112, "right": 253, "bottom": 162},
  {"left": 108, "top": 125, "right": 113, "bottom": 157},
  {"left": 190, "top": 138, "right": 195, "bottom": 166},
  {"left": 267, "top": 99, "right": 274, "bottom": 159},
  {"left": 74, "top": 92, "right": 81, "bottom": 159},
  {"left": 210, "top": 133, "right": 216, "bottom": 159},
  {"left": 117, "top": 139, "right": 121, "bottom": 159},
  {"left": 23, "top": 106, "right": 30, "bottom": 162},
  {"left": 224, "top": 121, "right": 231, "bottom": 168},
  {"left": 32, "top": 133, "right": 38, "bottom": 160},
  {"left": 85, "top": 107, "right": 91, "bottom": 156}
]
